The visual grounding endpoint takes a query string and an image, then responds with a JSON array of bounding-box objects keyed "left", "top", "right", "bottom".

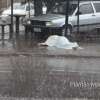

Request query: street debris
[{"left": 39, "top": 35, "right": 80, "bottom": 49}]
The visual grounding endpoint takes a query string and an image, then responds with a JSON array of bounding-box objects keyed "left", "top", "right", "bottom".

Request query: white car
[
  {"left": 30, "top": 1, "right": 100, "bottom": 39},
  {"left": 1, "top": 2, "right": 47, "bottom": 23},
  {"left": 1, "top": 3, "right": 34, "bottom": 17},
  {"left": 1, "top": 2, "right": 47, "bottom": 16}
]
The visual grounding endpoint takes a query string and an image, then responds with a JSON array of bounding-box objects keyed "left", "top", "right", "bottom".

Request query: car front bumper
[{"left": 32, "top": 25, "right": 62, "bottom": 39}]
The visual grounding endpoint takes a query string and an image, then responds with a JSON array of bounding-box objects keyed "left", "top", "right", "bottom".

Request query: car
[
  {"left": 1, "top": 2, "right": 47, "bottom": 23},
  {"left": 30, "top": 1, "right": 100, "bottom": 40},
  {"left": 1, "top": 2, "right": 34, "bottom": 17},
  {"left": 1, "top": 2, "right": 47, "bottom": 16}
]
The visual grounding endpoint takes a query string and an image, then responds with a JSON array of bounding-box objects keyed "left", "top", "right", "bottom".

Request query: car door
[
  {"left": 92, "top": 2, "right": 100, "bottom": 28},
  {"left": 72, "top": 2, "right": 95, "bottom": 32}
]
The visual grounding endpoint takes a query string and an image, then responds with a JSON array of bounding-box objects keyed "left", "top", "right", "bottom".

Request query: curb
[{"left": 0, "top": 52, "right": 100, "bottom": 58}]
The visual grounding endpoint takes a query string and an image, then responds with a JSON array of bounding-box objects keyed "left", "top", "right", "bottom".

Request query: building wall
[{"left": 0, "top": 0, "right": 11, "bottom": 9}]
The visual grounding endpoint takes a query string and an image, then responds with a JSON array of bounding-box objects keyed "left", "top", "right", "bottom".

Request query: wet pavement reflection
[
  {"left": 0, "top": 37, "right": 100, "bottom": 73},
  {"left": 1, "top": 36, "right": 100, "bottom": 98}
]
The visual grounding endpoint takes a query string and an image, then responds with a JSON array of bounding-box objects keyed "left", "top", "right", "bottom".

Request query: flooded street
[
  {"left": 0, "top": 31, "right": 100, "bottom": 99},
  {"left": 0, "top": 53, "right": 100, "bottom": 99},
  {"left": 1, "top": 56, "right": 100, "bottom": 99},
  {"left": 1, "top": 0, "right": 100, "bottom": 98}
]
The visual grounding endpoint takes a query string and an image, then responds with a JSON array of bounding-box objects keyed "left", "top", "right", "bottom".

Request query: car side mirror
[{"left": 76, "top": 11, "right": 82, "bottom": 15}]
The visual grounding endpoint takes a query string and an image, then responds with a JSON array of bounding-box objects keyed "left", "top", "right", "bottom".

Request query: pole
[
  {"left": 65, "top": 0, "right": 69, "bottom": 37},
  {"left": 77, "top": 0, "right": 80, "bottom": 34},
  {"left": 10, "top": 0, "right": 13, "bottom": 39},
  {"left": 28, "top": 0, "right": 30, "bottom": 18}
]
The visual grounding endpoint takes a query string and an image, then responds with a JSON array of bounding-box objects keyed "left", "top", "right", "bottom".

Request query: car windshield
[
  {"left": 8, "top": 4, "right": 21, "bottom": 9},
  {"left": 15, "top": 5, "right": 25, "bottom": 10},
  {"left": 50, "top": 2, "right": 77, "bottom": 15}
]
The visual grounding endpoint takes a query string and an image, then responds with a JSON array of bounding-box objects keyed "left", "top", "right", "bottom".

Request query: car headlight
[{"left": 46, "top": 21, "right": 53, "bottom": 26}]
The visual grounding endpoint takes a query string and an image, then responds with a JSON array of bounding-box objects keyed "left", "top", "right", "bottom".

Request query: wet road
[
  {"left": 0, "top": 54, "right": 100, "bottom": 98},
  {"left": 0, "top": 55, "right": 100, "bottom": 73},
  {"left": 0, "top": 30, "right": 100, "bottom": 98},
  {"left": 0, "top": 40, "right": 100, "bottom": 79}
]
